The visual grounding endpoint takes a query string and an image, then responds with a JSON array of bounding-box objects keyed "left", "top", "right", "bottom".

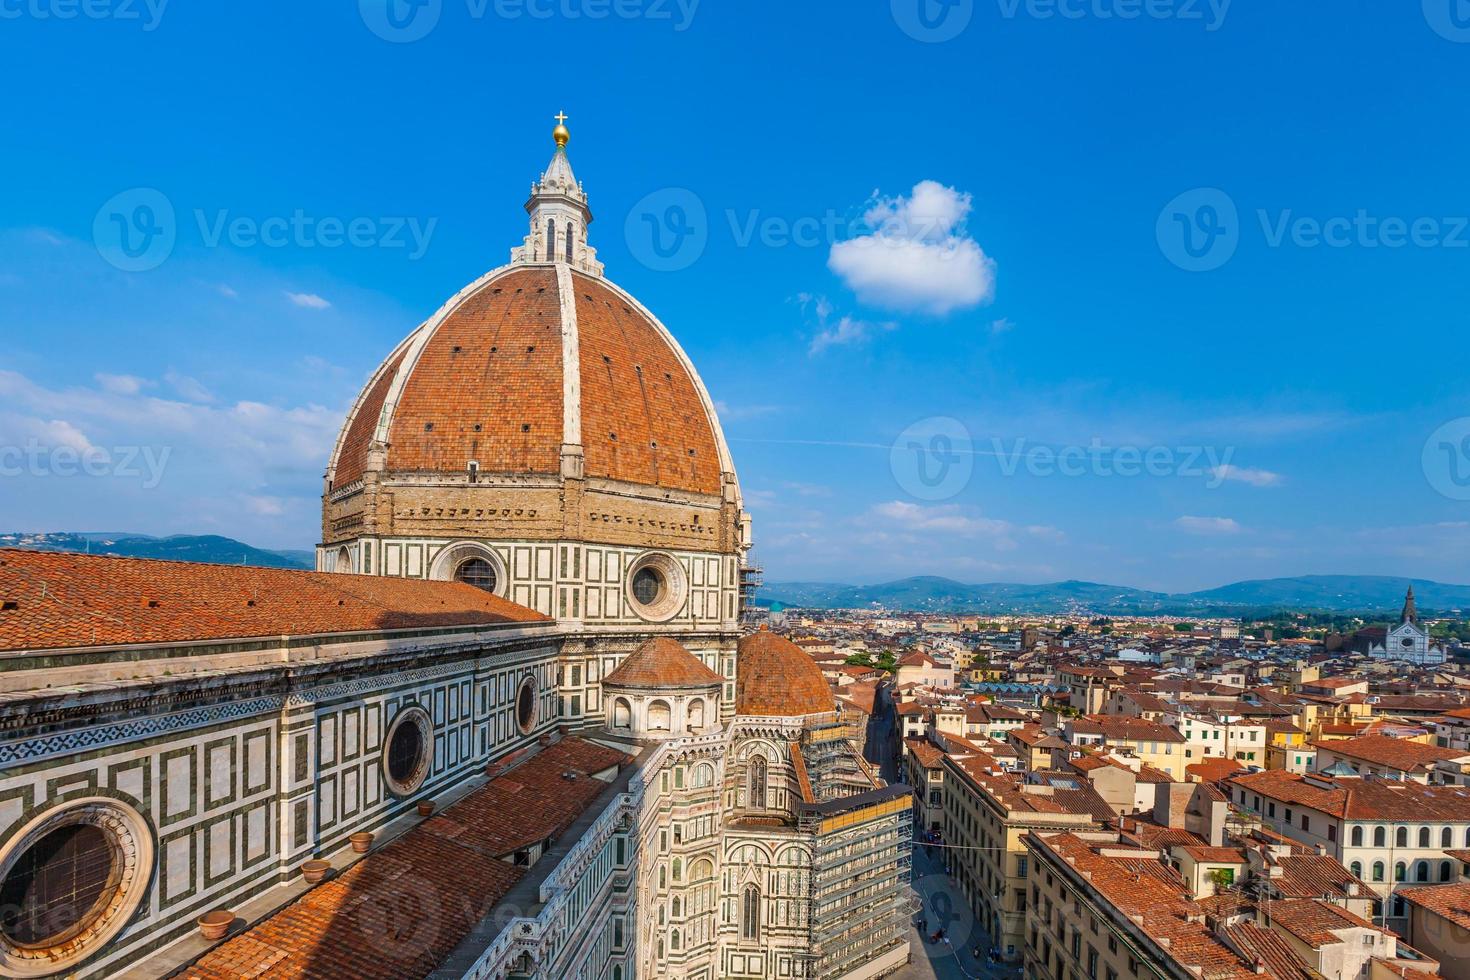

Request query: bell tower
[{"left": 511, "top": 111, "right": 603, "bottom": 276}]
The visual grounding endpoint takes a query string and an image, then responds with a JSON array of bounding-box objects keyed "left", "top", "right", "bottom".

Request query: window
[
  {"left": 1397, "top": 827, "right": 1409, "bottom": 848},
  {"left": 1419, "top": 827, "right": 1432, "bottom": 848},
  {"left": 546, "top": 219, "right": 555, "bottom": 261},
  {"left": 1350, "top": 861, "right": 1362, "bottom": 879},
  {"left": 633, "top": 567, "right": 662, "bottom": 606},
  {"left": 748, "top": 756, "right": 768, "bottom": 809},
  {"left": 1395, "top": 862, "right": 1406, "bottom": 882},
  {"left": 1441, "top": 860, "right": 1454, "bottom": 882},
  {"left": 565, "top": 222, "right": 574, "bottom": 262},
  {"left": 1301, "top": 814, "right": 1310, "bottom": 831},
  {"left": 1372, "top": 861, "right": 1385, "bottom": 882},
  {"left": 1443, "top": 827, "right": 1454, "bottom": 848},
  {"left": 0, "top": 801, "right": 152, "bottom": 976},
  {"left": 742, "top": 885, "right": 760, "bottom": 941},
  {"left": 454, "top": 557, "right": 497, "bottom": 593},
  {"left": 1416, "top": 860, "right": 1430, "bottom": 882},
  {"left": 1375, "top": 826, "right": 1387, "bottom": 847},
  {"left": 516, "top": 676, "right": 537, "bottom": 733},
  {"left": 382, "top": 705, "right": 432, "bottom": 796},
  {"left": 648, "top": 700, "right": 672, "bottom": 732},
  {"left": 1017, "top": 857, "right": 1028, "bottom": 879},
  {"left": 1351, "top": 826, "right": 1363, "bottom": 847},
  {"left": 1327, "top": 824, "right": 1336, "bottom": 842}
]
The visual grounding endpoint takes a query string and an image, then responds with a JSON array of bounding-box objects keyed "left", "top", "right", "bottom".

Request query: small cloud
[
  {"left": 828, "top": 180, "right": 996, "bottom": 316},
  {"left": 285, "top": 291, "right": 331, "bottom": 310},
  {"left": 1175, "top": 515, "right": 1244, "bottom": 535},
  {"left": 990, "top": 317, "right": 1014, "bottom": 335},
  {"left": 94, "top": 373, "right": 150, "bottom": 396},
  {"left": 871, "top": 500, "right": 1013, "bottom": 537},
  {"left": 1210, "top": 464, "right": 1283, "bottom": 488},
  {"left": 798, "top": 293, "right": 895, "bottom": 355},
  {"left": 164, "top": 370, "right": 214, "bottom": 404},
  {"left": 783, "top": 481, "right": 832, "bottom": 498},
  {"left": 217, "top": 284, "right": 239, "bottom": 299},
  {"left": 241, "top": 494, "right": 286, "bottom": 517},
  {"left": 714, "top": 400, "right": 780, "bottom": 422}
]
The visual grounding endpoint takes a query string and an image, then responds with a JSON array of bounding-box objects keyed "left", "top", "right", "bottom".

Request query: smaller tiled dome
[
  {"left": 736, "top": 628, "right": 834, "bottom": 717},
  {"left": 604, "top": 637, "right": 723, "bottom": 690}
]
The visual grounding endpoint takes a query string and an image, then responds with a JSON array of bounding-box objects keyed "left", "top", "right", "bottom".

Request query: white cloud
[
  {"left": 1175, "top": 515, "right": 1244, "bottom": 535},
  {"left": 0, "top": 415, "right": 97, "bottom": 453},
  {"left": 1210, "top": 464, "right": 1283, "bottom": 488},
  {"left": 286, "top": 291, "right": 331, "bottom": 310},
  {"left": 217, "top": 284, "right": 239, "bottom": 299},
  {"left": 828, "top": 180, "right": 997, "bottom": 316},
  {"left": 95, "top": 373, "right": 150, "bottom": 396},
  {"left": 798, "top": 293, "right": 895, "bottom": 355},
  {"left": 990, "top": 317, "right": 1015, "bottom": 335},
  {"left": 241, "top": 494, "right": 286, "bottom": 517},
  {"left": 164, "top": 371, "right": 214, "bottom": 404}
]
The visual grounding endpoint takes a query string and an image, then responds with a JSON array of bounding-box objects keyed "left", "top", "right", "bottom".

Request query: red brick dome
[
  {"left": 604, "top": 637, "right": 723, "bottom": 690},
  {"left": 328, "top": 265, "right": 731, "bottom": 497},
  {"left": 736, "top": 628, "right": 834, "bottom": 717}
]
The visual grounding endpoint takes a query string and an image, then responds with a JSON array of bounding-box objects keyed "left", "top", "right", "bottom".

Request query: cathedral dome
[
  {"left": 328, "top": 265, "right": 728, "bottom": 495},
  {"left": 604, "top": 637, "right": 723, "bottom": 690},
  {"left": 736, "top": 628, "right": 835, "bottom": 717}
]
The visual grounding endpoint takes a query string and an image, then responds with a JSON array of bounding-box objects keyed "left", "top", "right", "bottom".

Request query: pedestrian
[{"left": 918, "top": 916, "right": 927, "bottom": 934}]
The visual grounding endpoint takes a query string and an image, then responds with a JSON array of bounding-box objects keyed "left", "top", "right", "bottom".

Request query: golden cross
[{"left": 555, "top": 111, "right": 568, "bottom": 126}]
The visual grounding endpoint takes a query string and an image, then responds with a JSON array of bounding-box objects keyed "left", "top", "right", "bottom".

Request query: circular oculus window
[
  {"left": 624, "top": 553, "right": 688, "bottom": 623},
  {"left": 0, "top": 799, "right": 153, "bottom": 978},
  {"left": 516, "top": 676, "right": 537, "bottom": 734},
  {"left": 382, "top": 706, "right": 433, "bottom": 797}
]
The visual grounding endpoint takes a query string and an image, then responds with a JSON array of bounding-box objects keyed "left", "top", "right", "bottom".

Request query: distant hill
[
  {"left": 0, "top": 532, "right": 314, "bottom": 570},
  {"left": 761, "top": 574, "right": 1470, "bottom": 616}
]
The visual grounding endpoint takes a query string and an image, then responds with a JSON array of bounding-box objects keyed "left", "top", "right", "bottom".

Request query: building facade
[{"left": 0, "top": 122, "right": 911, "bottom": 980}]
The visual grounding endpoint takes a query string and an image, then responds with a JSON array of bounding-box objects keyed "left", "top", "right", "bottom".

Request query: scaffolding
[
  {"left": 738, "top": 552, "right": 765, "bottom": 623},
  {"left": 798, "top": 785, "right": 914, "bottom": 980}
]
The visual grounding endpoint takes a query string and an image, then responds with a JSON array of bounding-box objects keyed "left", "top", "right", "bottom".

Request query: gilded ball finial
[{"left": 553, "top": 110, "right": 570, "bottom": 149}]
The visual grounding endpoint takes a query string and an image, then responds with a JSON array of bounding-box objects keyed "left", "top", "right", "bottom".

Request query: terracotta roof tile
[
  {"left": 736, "top": 629, "right": 834, "bottom": 717},
  {"left": 0, "top": 549, "right": 547, "bottom": 652},
  {"left": 1398, "top": 881, "right": 1470, "bottom": 930},
  {"left": 602, "top": 637, "right": 723, "bottom": 689},
  {"left": 179, "top": 737, "right": 628, "bottom": 980}
]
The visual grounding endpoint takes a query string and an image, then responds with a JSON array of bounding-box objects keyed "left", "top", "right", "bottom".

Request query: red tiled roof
[
  {"left": 1228, "top": 770, "right": 1470, "bottom": 820},
  {"left": 329, "top": 267, "right": 723, "bottom": 495},
  {"left": 736, "top": 629, "right": 834, "bottom": 717},
  {"left": 1316, "top": 734, "right": 1468, "bottom": 773},
  {"left": 1220, "top": 922, "right": 1315, "bottom": 980},
  {"left": 602, "top": 637, "right": 722, "bottom": 689},
  {"left": 0, "top": 549, "right": 548, "bottom": 652},
  {"left": 1264, "top": 899, "right": 1382, "bottom": 947},
  {"left": 1398, "top": 881, "right": 1470, "bottom": 930},
  {"left": 1270, "top": 854, "right": 1369, "bottom": 901},
  {"left": 179, "top": 737, "right": 629, "bottom": 980},
  {"left": 1073, "top": 714, "right": 1186, "bottom": 743}
]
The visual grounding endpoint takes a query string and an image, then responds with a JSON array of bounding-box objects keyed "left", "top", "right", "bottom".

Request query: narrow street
[{"left": 869, "top": 683, "right": 1021, "bottom": 980}]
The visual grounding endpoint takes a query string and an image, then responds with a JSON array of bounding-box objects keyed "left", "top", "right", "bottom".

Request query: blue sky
[{"left": 2, "top": 0, "right": 1469, "bottom": 592}]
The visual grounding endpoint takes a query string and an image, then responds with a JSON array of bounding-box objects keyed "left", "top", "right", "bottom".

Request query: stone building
[{"left": 0, "top": 120, "right": 911, "bottom": 980}]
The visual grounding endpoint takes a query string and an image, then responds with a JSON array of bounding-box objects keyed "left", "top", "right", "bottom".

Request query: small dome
[
  {"left": 736, "top": 628, "right": 834, "bottom": 717},
  {"left": 604, "top": 637, "right": 723, "bottom": 690}
]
